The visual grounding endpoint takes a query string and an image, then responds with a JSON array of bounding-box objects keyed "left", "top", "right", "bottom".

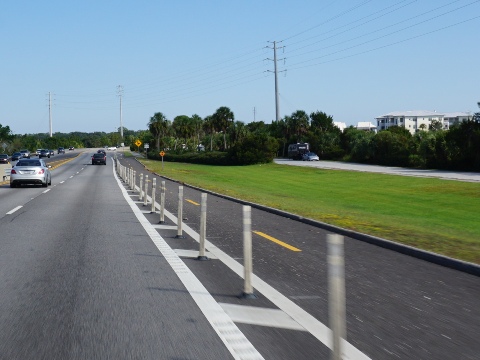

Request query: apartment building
[{"left": 375, "top": 111, "right": 472, "bottom": 134}]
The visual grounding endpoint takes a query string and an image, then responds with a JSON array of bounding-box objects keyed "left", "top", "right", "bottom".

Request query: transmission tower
[
  {"left": 117, "top": 85, "right": 124, "bottom": 140},
  {"left": 266, "top": 41, "right": 286, "bottom": 122}
]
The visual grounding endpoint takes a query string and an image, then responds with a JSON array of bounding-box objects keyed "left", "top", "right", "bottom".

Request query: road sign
[
  {"left": 160, "top": 151, "right": 165, "bottom": 157},
  {"left": 135, "top": 139, "right": 142, "bottom": 147},
  {"left": 144, "top": 143, "right": 149, "bottom": 149}
]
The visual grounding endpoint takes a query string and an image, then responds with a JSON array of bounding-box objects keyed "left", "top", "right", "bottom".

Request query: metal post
[
  {"left": 139, "top": 173, "right": 144, "bottom": 201},
  {"left": 197, "top": 193, "right": 208, "bottom": 260},
  {"left": 151, "top": 178, "right": 156, "bottom": 213},
  {"left": 159, "top": 181, "right": 165, "bottom": 224},
  {"left": 144, "top": 175, "right": 149, "bottom": 206},
  {"left": 175, "top": 185, "right": 185, "bottom": 238},
  {"left": 241, "top": 206, "right": 256, "bottom": 298},
  {"left": 327, "top": 234, "right": 346, "bottom": 360}
]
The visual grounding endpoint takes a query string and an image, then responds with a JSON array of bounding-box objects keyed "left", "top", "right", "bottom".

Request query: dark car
[
  {"left": 0, "top": 154, "right": 9, "bottom": 164},
  {"left": 39, "top": 149, "right": 50, "bottom": 158},
  {"left": 91, "top": 153, "right": 106, "bottom": 165},
  {"left": 58, "top": 147, "right": 65, "bottom": 154},
  {"left": 49, "top": 149, "right": 55, "bottom": 156},
  {"left": 69, "top": 146, "right": 74, "bottom": 151},
  {"left": 97, "top": 149, "right": 106, "bottom": 154},
  {"left": 11, "top": 152, "right": 22, "bottom": 161}
]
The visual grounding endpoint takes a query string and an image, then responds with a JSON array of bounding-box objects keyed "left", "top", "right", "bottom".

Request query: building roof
[
  {"left": 376, "top": 110, "right": 443, "bottom": 118},
  {"left": 443, "top": 112, "right": 471, "bottom": 118},
  {"left": 357, "top": 122, "right": 376, "bottom": 128}
]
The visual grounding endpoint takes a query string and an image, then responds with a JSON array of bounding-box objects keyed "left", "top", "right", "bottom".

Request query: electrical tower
[
  {"left": 117, "top": 85, "right": 124, "bottom": 140},
  {"left": 47, "top": 92, "right": 54, "bottom": 137},
  {"left": 266, "top": 41, "right": 285, "bottom": 122}
]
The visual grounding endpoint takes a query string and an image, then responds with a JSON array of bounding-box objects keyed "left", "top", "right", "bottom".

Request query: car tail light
[
  {"left": 38, "top": 169, "right": 45, "bottom": 174},
  {"left": 11, "top": 169, "right": 16, "bottom": 174}
]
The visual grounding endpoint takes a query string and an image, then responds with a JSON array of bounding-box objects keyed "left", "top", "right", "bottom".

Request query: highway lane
[
  {"left": 0, "top": 153, "right": 236, "bottom": 360},
  {"left": 1, "top": 151, "right": 478, "bottom": 359},
  {"left": 120, "top": 154, "right": 480, "bottom": 360},
  {"left": 0, "top": 151, "right": 82, "bottom": 220}
]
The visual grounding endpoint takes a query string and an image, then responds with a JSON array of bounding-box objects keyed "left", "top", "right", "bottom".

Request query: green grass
[{"left": 139, "top": 159, "right": 480, "bottom": 264}]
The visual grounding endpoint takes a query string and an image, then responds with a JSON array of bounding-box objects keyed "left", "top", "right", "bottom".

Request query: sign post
[
  {"left": 135, "top": 139, "right": 142, "bottom": 153},
  {"left": 144, "top": 143, "right": 149, "bottom": 159},
  {"left": 159, "top": 151, "right": 165, "bottom": 171}
]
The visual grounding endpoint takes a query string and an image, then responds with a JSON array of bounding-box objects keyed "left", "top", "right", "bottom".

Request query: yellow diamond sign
[{"left": 135, "top": 139, "right": 142, "bottom": 147}]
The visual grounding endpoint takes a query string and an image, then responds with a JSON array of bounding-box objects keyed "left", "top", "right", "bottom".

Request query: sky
[{"left": 2, "top": 0, "right": 479, "bottom": 135}]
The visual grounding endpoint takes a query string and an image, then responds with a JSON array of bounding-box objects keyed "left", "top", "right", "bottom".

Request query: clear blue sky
[{"left": 2, "top": 0, "right": 479, "bottom": 135}]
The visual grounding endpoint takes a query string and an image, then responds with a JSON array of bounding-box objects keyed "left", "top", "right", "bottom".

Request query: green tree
[
  {"left": 148, "top": 112, "right": 170, "bottom": 150},
  {"left": 286, "top": 110, "right": 309, "bottom": 142},
  {"left": 310, "top": 111, "right": 335, "bottom": 133},
  {"left": 212, "top": 106, "right": 234, "bottom": 150}
]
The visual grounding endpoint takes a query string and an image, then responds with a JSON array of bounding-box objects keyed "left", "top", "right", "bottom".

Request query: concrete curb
[{"left": 133, "top": 157, "right": 480, "bottom": 277}]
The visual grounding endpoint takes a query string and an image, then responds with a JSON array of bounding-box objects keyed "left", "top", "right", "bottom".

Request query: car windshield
[
  {"left": 0, "top": 155, "right": 7, "bottom": 158},
  {"left": 93, "top": 154, "right": 105, "bottom": 158},
  {"left": 17, "top": 161, "right": 41, "bottom": 166}
]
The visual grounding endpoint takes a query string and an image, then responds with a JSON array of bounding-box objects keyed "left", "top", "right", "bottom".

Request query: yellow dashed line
[
  {"left": 186, "top": 199, "right": 200, "bottom": 206},
  {"left": 253, "top": 231, "right": 302, "bottom": 252}
]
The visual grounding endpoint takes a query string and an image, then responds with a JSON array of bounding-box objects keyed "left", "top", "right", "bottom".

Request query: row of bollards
[{"left": 116, "top": 160, "right": 346, "bottom": 360}]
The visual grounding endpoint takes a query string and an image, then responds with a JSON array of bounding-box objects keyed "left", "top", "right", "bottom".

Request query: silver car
[
  {"left": 10, "top": 158, "right": 52, "bottom": 188},
  {"left": 302, "top": 152, "right": 320, "bottom": 161}
]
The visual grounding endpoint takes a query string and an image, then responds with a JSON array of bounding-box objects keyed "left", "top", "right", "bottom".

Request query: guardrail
[{"left": 1, "top": 163, "right": 12, "bottom": 182}]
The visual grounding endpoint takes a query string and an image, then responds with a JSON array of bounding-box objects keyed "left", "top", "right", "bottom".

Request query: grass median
[{"left": 138, "top": 159, "right": 480, "bottom": 264}]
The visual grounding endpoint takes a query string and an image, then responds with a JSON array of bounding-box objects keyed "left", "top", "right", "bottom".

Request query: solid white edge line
[
  {"left": 6, "top": 205, "right": 23, "bottom": 215},
  {"left": 113, "top": 163, "right": 264, "bottom": 360},
  {"left": 149, "top": 184, "right": 372, "bottom": 360}
]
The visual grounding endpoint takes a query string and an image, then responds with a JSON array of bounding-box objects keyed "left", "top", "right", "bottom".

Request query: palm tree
[
  {"left": 203, "top": 115, "right": 215, "bottom": 151},
  {"left": 212, "top": 106, "right": 234, "bottom": 150},
  {"left": 148, "top": 112, "right": 169, "bottom": 150}
]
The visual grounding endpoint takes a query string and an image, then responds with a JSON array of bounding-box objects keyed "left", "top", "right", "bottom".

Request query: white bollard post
[
  {"left": 327, "top": 234, "right": 346, "bottom": 360},
  {"left": 159, "top": 181, "right": 165, "bottom": 224},
  {"left": 130, "top": 168, "right": 134, "bottom": 190},
  {"left": 143, "top": 175, "right": 149, "bottom": 206},
  {"left": 133, "top": 171, "right": 136, "bottom": 192},
  {"left": 175, "top": 186, "right": 185, "bottom": 238},
  {"left": 151, "top": 178, "right": 156, "bottom": 213},
  {"left": 139, "top": 173, "right": 144, "bottom": 201},
  {"left": 197, "top": 193, "right": 208, "bottom": 260},
  {"left": 241, "top": 205, "right": 256, "bottom": 298}
]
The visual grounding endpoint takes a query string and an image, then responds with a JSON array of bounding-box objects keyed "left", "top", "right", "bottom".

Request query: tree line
[{"left": 2, "top": 104, "right": 479, "bottom": 170}]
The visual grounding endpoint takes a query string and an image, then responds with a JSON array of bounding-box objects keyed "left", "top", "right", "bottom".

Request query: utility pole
[
  {"left": 266, "top": 41, "right": 285, "bottom": 122},
  {"left": 253, "top": 107, "right": 256, "bottom": 122},
  {"left": 117, "top": 85, "right": 124, "bottom": 140},
  {"left": 48, "top": 92, "right": 53, "bottom": 137}
]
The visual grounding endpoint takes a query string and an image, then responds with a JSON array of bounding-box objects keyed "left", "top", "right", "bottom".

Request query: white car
[
  {"left": 302, "top": 152, "right": 320, "bottom": 161},
  {"left": 107, "top": 146, "right": 117, "bottom": 151},
  {"left": 10, "top": 158, "right": 52, "bottom": 188}
]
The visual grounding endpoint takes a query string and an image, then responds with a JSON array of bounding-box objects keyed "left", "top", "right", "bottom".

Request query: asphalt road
[
  {"left": 0, "top": 151, "right": 478, "bottom": 359},
  {"left": 274, "top": 159, "right": 480, "bottom": 182}
]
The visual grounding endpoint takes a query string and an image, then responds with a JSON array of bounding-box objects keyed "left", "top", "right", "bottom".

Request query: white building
[
  {"left": 333, "top": 122, "right": 347, "bottom": 132},
  {"left": 375, "top": 110, "right": 460, "bottom": 134},
  {"left": 442, "top": 112, "right": 473, "bottom": 130},
  {"left": 356, "top": 122, "right": 377, "bottom": 132}
]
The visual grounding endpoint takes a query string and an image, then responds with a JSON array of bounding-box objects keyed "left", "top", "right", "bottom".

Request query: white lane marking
[
  {"left": 43, "top": 189, "right": 51, "bottom": 193},
  {"left": 152, "top": 190, "right": 372, "bottom": 360},
  {"left": 220, "top": 303, "right": 306, "bottom": 331},
  {"left": 6, "top": 206, "right": 23, "bottom": 215},
  {"left": 113, "top": 165, "right": 264, "bottom": 360},
  {"left": 69, "top": 176, "right": 73, "bottom": 178},
  {"left": 60, "top": 181, "right": 65, "bottom": 184},
  {"left": 152, "top": 224, "right": 178, "bottom": 230}
]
